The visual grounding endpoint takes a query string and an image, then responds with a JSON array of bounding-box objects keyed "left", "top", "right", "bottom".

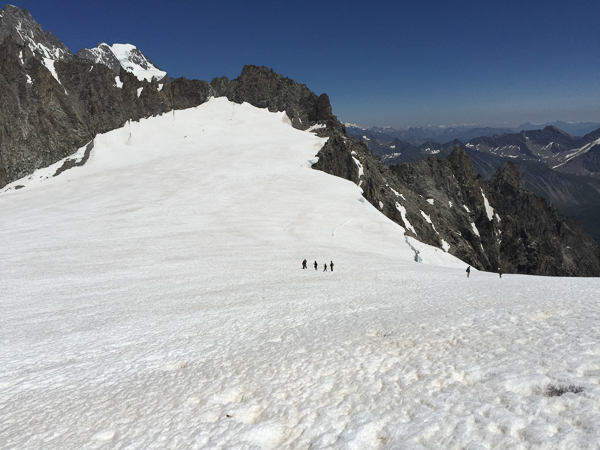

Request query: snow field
[{"left": 1, "top": 98, "right": 600, "bottom": 449}]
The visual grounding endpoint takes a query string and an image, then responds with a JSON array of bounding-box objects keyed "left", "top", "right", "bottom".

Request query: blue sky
[{"left": 13, "top": 0, "right": 600, "bottom": 128}]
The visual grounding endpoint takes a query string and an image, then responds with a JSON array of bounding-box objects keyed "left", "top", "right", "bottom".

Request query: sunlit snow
[
  {"left": 1, "top": 99, "right": 599, "bottom": 449},
  {"left": 42, "top": 57, "right": 67, "bottom": 94},
  {"left": 395, "top": 202, "right": 416, "bottom": 236},
  {"left": 420, "top": 210, "right": 439, "bottom": 234},
  {"left": 110, "top": 43, "right": 167, "bottom": 82},
  {"left": 481, "top": 188, "right": 494, "bottom": 221}
]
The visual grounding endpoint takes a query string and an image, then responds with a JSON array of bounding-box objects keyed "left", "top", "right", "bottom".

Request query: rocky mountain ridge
[
  {"left": 351, "top": 124, "right": 600, "bottom": 243},
  {"left": 466, "top": 127, "right": 600, "bottom": 177},
  {"left": 2, "top": 5, "right": 599, "bottom": 276}
]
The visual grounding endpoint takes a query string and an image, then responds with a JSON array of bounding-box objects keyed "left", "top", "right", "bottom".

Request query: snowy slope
[{"left": 1, "top": 99, "right": 599, "bottom": 449}]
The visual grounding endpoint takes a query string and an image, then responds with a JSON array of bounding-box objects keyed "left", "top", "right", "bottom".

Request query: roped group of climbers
[{"left": 302, "top": 259, "right": 334, "bottom": 272}]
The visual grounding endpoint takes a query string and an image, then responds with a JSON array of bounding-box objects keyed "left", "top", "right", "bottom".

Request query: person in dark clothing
[
  {"left": 330, "top": 261, "right": 334, "bottom": 272},
  {"left": 302, "top": 259, "right": 307, "bottom": 269},
  {"left": 314, "top": 261, "right": 318, "bottom": 271},
  {"left": 498, "top": 268, "right": 502, "bottom": 278},
  {"left": 466, "top": 266, "right": 471, "bottom": 278},
  {"left": 323, "top": 263, "right": 327, "bottom": 272}
]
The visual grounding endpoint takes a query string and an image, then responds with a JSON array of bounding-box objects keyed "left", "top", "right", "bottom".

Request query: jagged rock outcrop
[
  {"left": 385, "top": 149, "right": 600, "bottom": 276},
  {"left": 487, "top": 161, "right": 600, "bottom": 275},
  {"left": 211, "top": 66, "right": 336, "bottom": 129}
]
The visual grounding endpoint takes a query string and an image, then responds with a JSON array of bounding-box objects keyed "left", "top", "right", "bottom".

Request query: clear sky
[{"left": 12, "top": 0, "right": 600, "bottom": 128}]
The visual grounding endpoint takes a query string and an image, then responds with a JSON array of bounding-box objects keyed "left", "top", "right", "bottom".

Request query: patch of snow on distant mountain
[
  {"left": 352, "top": 156, "right": 364, "bottom": 179},
  {"left": 42, "top": 58, "right": 67, "bottom": 94},
  {"left": 481, "top": 189, "right": 494, "bottom": 220},
  {"left": 307, "top": 123, "right": 326, "bottom": 132},
  {"left": 344, "top": 122, "right": 364, "bottom": 129},
  {"left": 421, "top": 210, "right": 439, "bottom": 234},
  {"left": 553, "top": 137, "right": 600, "bottom": 169},
  {"left": 389, "top": 187, "right": 405, "bottom": 200},
  {"left": 396, "top": 202, "right": 416, "bottom": 235}
]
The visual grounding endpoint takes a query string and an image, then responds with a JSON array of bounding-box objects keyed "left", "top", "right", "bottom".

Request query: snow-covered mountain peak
[
  {"left": 75, "top": 42, "right": 167, "bottom": 81},
  {"left": 109, "top": 43, "right": 167, "bottom": 81},
  {"left": 75, "top": 42, "right": 122, "bottom": 73},
  {"left": 344, "top": 122, "right": 365, "bottom": 130}
]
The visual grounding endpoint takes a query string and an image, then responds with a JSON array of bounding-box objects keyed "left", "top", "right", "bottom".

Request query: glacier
[{"left": 1, "top": 98, "right": 599, "bottom": 449}]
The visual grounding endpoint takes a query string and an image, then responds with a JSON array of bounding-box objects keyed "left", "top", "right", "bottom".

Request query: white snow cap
[{"left": 109, "top": 43, "right": 167, "bottom": 82}]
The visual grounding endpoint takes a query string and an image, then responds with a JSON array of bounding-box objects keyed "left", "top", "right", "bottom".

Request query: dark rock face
[
  {"left": 487, "top": 162, "right": 600, "bottom": 276},
  {"left": 211, "top": 66, "right": 336, "bottom": 129}
]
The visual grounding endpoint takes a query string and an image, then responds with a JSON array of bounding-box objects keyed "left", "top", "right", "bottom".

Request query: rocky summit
[{"left": 1, "top": 4, "right": 599, "bottom": 276}]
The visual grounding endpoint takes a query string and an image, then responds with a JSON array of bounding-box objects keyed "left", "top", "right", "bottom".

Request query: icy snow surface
[{"left": 1, "top": 98, "right": 600, "bottom": 449}]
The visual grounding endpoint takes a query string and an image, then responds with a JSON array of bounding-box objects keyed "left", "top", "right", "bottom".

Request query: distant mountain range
[{"left": 346, "top": 122, "right": 600, "bottom": 146}]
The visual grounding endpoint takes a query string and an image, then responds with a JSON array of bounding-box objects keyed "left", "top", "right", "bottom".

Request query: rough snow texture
[{"left": 1, "top": 99, "right": 599, "bottom": 449}]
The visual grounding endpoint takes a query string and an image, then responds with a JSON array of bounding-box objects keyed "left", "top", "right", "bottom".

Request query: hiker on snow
[
  {"left": 498, "top": 268, "right": 502, "bottom": 278},
  {"left": 314, "top": 261, "right": 318, "bottom": 271},
  {"left": 302, "top": 259, "right": 307, "bottom": 269},
  {"left": 466, "top": 266, "right": 471, "bottom": 278},
  {"left": 330, "top": 261, "right": 334, "bottom": 272},
  {"left": 323, "top": 263, "right": 327, "bottom": 272}
]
